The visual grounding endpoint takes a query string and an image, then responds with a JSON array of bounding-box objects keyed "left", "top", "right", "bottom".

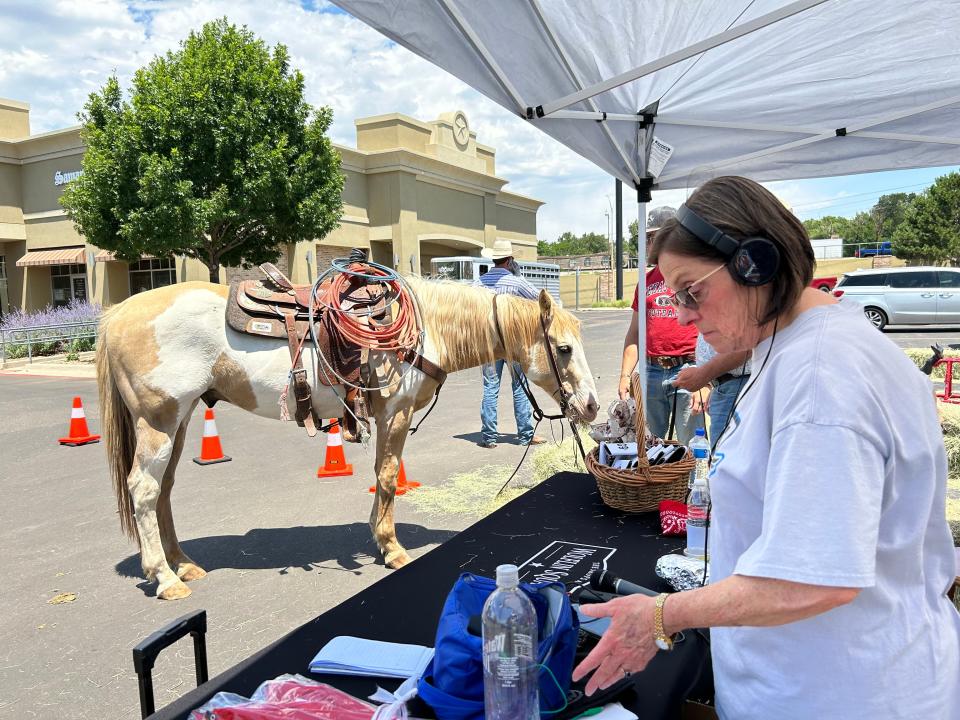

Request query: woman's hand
[
  {"left": 618, "top": 374, "right": 632, "bottom": 400},
  {"left": 673, "top": 365, "right": 708, "bottom": 392},
  {"left": 572, "top": 595, "right": 659, "bottom": 696}
]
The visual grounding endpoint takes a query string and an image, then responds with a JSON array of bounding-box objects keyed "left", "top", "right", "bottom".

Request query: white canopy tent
[{"left": 331, "top": 0, "right": 960, "bottom": 402}]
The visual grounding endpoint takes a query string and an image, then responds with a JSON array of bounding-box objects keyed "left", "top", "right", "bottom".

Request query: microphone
[{"left": 589, "top": 570, "right": 659, "bottom": 597}]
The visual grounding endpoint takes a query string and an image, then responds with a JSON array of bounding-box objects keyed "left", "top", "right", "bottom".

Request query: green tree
[
  {"left": 802, "top": 215, "right": 850, "bottom": 240},
  {"left": 627, "top": 219, "right": 639, "bottom": 258},
  {"left": 846, "top": 211, "right": 875, "bottom": 245},
  {"left": 871, "top": 192, "right": 916, "bottom": 241},
  {"left": 892, "top": 173, "right": 960, "bottom": 263},
  {"left": 538, "top": 231, "right": 610, "bottom": 256},
  {"left": 576, "top": 231, "right": 611, "bottom": 255},
  {"left": 61, "top": 19, "right": 343, "bottom": 282}
]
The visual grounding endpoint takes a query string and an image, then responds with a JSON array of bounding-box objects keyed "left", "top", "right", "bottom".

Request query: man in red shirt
[{"left": 617, "top": 266, "right": 700, "bottom": 443}]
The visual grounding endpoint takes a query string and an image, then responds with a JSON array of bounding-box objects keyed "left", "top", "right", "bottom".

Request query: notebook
[{"left": 309, "top": 636, "right": 435, "bottom": 679}]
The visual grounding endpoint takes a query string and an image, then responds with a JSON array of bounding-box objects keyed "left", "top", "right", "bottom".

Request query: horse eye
[{"left": 557, "top": 344, "right": 572, "bottom": 355}]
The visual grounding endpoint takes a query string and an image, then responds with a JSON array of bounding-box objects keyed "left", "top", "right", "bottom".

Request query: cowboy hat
[{"left": 481, "top": 238, "right": 513, "bottom": 260}]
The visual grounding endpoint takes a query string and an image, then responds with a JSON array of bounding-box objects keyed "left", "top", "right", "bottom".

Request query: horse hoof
[
  {"left": 385, "top": 549, "right": 412, "bottom": 569},
  {"left": 178, "top": 563, "right": 207, "bottom": 582},
  {"left": 158, "top": 579, "right": 192, "bottom": 600}
]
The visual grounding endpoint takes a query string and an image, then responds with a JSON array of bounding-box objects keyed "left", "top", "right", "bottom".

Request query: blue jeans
[
  {"left": 709, "top": 375, "right": 749, "bottom": 448},
  {"left": 480, "top": 360, "right": 534, "bottom": 444},
  {"left": 645, "top": 364, "right": 699, "bottom": 445}
]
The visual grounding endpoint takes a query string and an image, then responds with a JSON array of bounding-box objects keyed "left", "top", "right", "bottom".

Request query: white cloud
[
  {"left": 0, "top": 0, "right": 630, "bottom": 243},
  {"left": 2, "top": 0, "right": 952, "bottom": 246}
]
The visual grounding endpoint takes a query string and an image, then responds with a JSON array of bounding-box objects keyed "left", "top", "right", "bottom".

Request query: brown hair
[{"left": 650, "top": 176, "right": 814, "bottom": 324}]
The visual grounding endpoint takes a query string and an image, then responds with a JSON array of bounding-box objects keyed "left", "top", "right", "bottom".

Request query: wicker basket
[{"left": 586, "top": 373, "right": 693, "bottom": 512}]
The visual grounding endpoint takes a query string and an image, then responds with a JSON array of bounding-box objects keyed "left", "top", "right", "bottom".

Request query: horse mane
[{"left": 404, "top": 276, "right": 580, "bottom": 373}]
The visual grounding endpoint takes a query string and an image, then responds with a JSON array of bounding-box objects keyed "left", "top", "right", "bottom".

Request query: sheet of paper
[
  {"left": 309, "top": 636, "right": 434, "bottom": 679},
  {"left": 591, "top": 702, "right": 639, "bottom": 719}
]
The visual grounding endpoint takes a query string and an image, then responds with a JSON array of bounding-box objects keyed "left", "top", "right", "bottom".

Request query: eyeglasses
[{"left": 666, "top": 265, "right": 725, "bottom": 310}]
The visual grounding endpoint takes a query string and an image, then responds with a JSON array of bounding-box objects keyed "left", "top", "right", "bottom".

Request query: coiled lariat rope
[
  {"left": 319, "top": 261, "right": 420, "bottom": 350},
  {"left": 308, "top": 254, "right": 428, "bottom": 434}
]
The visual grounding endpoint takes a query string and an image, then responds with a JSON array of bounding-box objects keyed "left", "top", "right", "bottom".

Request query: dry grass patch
[{"left": 406, "top": 435, "right": 595, "bottom": 521}]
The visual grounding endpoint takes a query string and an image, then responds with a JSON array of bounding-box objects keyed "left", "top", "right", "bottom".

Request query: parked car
[
  {"left": 832, "top": 266, "right": 960, "bottom": 330},
  {"left": 855, "top": 241, "right": 893, "bottom": 258},
  {"left": 810, "top": 276, "right": 837, "bottom": 292}
]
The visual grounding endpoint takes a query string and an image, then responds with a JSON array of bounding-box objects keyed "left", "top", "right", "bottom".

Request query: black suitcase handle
[{"left": 132, "top": 609, "right": 209, "bottom": 718}]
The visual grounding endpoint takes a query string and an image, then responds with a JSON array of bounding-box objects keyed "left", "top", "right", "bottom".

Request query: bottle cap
[
  {"left": 496, "top": 564, "right": 520, "bottom": 588},
  {"left": 695, "top": 428, "right": 705, "bottom": 437}
]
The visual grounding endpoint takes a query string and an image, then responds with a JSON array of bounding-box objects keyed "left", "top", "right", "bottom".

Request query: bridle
[{"left": 491, "top": 294, "right": 587, "bottom": 464}]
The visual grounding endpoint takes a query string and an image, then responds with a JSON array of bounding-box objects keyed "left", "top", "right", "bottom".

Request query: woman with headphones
[{"left": 575, "top": 176, "right": 959, "bottom": 718}]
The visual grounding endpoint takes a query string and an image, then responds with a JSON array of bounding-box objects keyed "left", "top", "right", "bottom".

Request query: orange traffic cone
[
  {"left": 369, "top": 460, "right": 419, "bottom": 495},
  {"left": 59, "top": 396, "right": 100, "bottom": 446},
  {"left": 317, "top": 419, "right": 353, "bottom": 478},
  {"left": 192, "top": 408, "right": 231, "bottom": 465}
]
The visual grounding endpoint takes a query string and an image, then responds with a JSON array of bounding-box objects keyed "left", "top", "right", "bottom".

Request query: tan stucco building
[{"left": 0, "top": 99, "right": 542, "bottom": 317}]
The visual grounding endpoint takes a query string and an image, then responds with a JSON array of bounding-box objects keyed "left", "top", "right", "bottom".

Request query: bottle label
[
  {"left": 688, "top": 505, "right": 708, "bottom": 527},
  {"left": 484, "top": 633, "right": 535, "bottom": 688},
  {"left": 693, "top": 449, "right": 709, "bottom": 459},
  {"left": 484, "top": 633, "right": 534, "bottom": 658}
]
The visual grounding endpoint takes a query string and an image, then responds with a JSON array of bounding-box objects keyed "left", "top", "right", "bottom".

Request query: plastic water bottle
[
  {"left": 685, "top": 477, "right": 711, "bottom": 560},
  {"left": 482, "top": 564, "right": 539, "bottom": 720},
  {"left": 688, "top": 428, "right": 710, "bottom": 488}
]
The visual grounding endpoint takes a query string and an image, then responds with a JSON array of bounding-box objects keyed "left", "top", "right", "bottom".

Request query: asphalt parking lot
[
  {"left": 0, "top": 309, "right": 955, "bottom": 719},
  {"left": 0, "top": 309, "right": 625, "bottom": 719}
]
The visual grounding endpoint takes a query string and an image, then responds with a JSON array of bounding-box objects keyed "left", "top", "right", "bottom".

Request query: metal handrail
[{"left": 0, "top": 319, "right": 99, "bottom": 365}]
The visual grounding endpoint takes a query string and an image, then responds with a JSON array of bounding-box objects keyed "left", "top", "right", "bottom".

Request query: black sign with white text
[{"left": 517, "top": 541, "right": 616, "bottom": 590}]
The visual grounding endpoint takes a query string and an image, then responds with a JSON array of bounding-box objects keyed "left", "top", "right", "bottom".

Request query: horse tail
[{"left": 96, "top": 306, "right": 139, "bottom": 545}]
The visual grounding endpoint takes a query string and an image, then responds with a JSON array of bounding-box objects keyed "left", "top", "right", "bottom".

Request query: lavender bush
[
  {"left": 0, "top": 300, "right": 101, "bottom": 331},
  {"left": 0, "top": 300, "right": 101, "bottom": 359}
]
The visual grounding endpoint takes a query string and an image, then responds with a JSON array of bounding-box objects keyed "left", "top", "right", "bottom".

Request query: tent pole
[
  {"left": 615, "top": 179, "right": 623, "bottom": 300},
  {"left": 637, "top": 199, "right": 647, "bottom": 416}
]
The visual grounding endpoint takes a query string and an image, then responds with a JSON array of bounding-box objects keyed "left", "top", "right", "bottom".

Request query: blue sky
[
  {"left": 772, "top": 165, "right": 960, "bottom": 221},
  {"left": 1, "top": 0, "right": 955, "bottom": 240}
]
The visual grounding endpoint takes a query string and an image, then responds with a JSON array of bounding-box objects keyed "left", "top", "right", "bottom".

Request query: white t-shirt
[
  {"left": 708, "top": 301, "right": 960, "bottom": 720},
  {"left": 695, "top": 333, "right": 751, "bottom": 376}
]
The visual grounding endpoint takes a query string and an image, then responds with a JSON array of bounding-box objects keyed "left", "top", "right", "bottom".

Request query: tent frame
[
  {"left": 338, "top": 0, "right": 960, "bottom": 411},
  {"left": 510, "top": 1, "right": 960, "bottom": 406}
]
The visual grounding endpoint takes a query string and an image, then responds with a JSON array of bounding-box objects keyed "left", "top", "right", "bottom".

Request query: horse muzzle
[{"left": 567, "top": 391, "right": 599, "bottom": 423}]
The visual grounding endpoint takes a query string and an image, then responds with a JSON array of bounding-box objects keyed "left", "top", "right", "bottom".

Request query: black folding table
[{"left": 145, "top": 471, "right": 711, "bottom": 719}]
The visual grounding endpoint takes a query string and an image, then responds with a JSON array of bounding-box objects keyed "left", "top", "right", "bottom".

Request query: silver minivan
[{"left": 834, "top": 266, "right": 960, "bottom": 330}]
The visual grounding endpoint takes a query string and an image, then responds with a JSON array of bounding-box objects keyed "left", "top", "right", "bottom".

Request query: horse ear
[{"left": 538, "top": 289, "right": 554, "bottom": 323}]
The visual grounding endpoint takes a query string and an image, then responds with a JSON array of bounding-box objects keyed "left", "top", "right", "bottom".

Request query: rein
[{"left": 491, "top": 295, "right": 587, "bottom": 496}]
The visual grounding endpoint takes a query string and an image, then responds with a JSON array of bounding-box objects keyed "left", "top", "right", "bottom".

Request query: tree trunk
[{"left": 207, "top": 262, "right": 220, "bottom": 284}]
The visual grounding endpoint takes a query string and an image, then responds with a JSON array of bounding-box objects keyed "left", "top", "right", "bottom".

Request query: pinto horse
[{"left": 96, "top": 277, "right": 599, "bottom": 599}]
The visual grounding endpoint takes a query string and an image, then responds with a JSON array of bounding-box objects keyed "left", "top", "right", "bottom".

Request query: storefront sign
[{"left": 54, "top": 170, "right": 83, "bottom": 186}]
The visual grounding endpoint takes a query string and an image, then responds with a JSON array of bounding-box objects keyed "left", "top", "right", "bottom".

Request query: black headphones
[{"left": 675, "top": 204, "right": 780, "bottom": 286}]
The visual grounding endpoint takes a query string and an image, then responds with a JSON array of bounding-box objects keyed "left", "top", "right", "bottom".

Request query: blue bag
[{"left": 417, "top": 572, "right": 579, "bottom": 720}]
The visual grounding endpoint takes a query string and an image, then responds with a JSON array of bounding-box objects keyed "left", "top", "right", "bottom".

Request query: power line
[{"left": 791, "top": 180, "right": 934, "bottom": 211}]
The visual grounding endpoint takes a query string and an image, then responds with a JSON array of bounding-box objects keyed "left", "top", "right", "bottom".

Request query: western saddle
[
  {"left": 226, "top": 260, "right": 448, "bottom": 442},
  {"left": 226, "top": 263, "right": 363, "bottom": 439}
]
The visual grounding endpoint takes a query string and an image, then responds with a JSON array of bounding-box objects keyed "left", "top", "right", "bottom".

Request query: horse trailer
[{"left": 429, "top": 256, "right": 562, "bottom": 304}]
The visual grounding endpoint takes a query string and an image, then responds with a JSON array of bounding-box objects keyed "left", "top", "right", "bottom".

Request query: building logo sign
[{"left": 54, "top": 170, "right": 83, "bottom": 186}]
